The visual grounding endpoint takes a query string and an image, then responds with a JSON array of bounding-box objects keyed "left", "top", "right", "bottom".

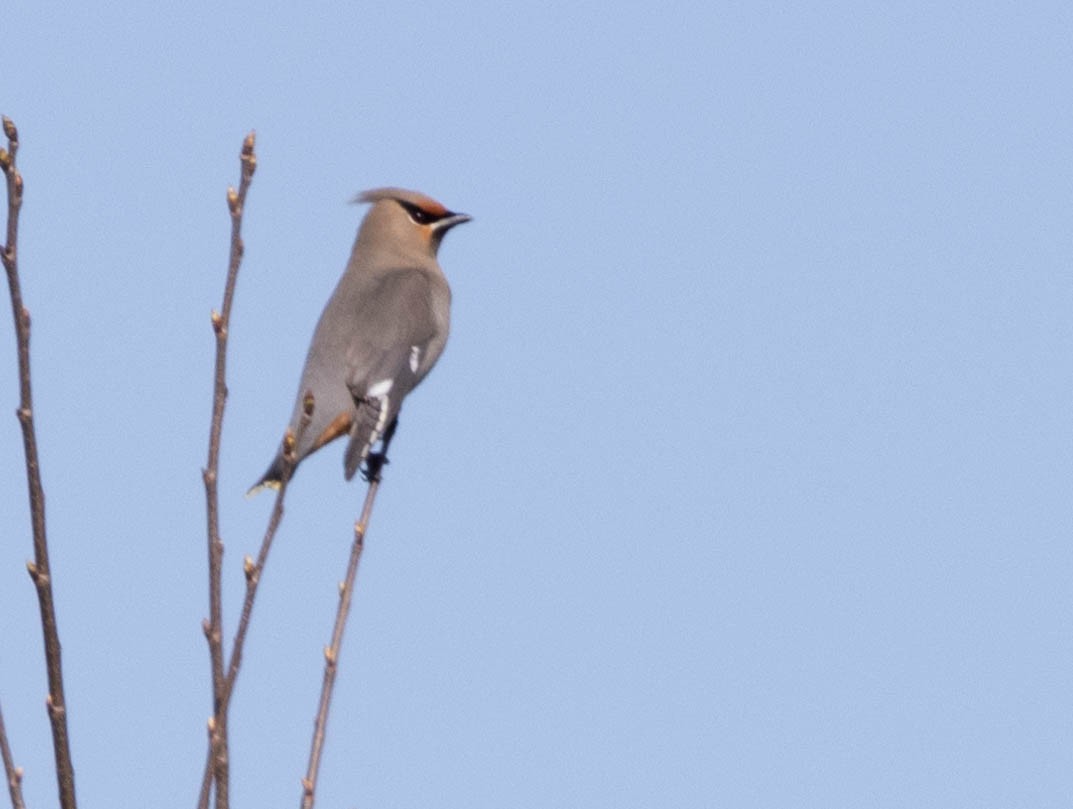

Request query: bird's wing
[
  {"left": 338, "top": 268, "right": 448, "bottom": 479},
  {"left": 342, "top": 267, "right": 443, "bottom": 390}
]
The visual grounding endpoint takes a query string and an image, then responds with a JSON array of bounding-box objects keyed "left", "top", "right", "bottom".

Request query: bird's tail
[{"left": 246, "top": 457, "right": 284, "bottom": 498}]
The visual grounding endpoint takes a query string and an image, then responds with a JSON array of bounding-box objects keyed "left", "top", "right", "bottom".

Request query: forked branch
[
  {"left": 201, "top": 131, "right": 256, "bottom": 809},
  {"left": 196, "top": 396, "right": 313, "bottom": 809}
]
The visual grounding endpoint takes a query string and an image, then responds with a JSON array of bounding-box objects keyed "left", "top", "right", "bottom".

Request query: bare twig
[
  {"left": 196, "top": 396, "right": 313, "bottom": 809},
  {"left": 2, "top": 115, "right": 78, "bottom": 809},
  {"left": 0, "top": 704, "right": 26, "bottom": 809},
  {"left": 201, "top": 131, "right": 256, "bottom": 809},
  {"left": 195, "top": 731, "right": 213, "bottom": 809},
  {"left": 226, "top": 395, "right": 312, "bottom": 698},
  {"left": 299, "top": 476, "right": 380, "bottom": 809}
]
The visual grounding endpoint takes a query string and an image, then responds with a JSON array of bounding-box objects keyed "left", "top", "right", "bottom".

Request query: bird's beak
[{"left": 436, "top": 212, "right": 472, "bottom": 231}]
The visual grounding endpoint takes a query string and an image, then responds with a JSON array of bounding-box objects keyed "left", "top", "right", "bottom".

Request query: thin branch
[
  {"left": 299, "top": 475, "right": 381, "bottom": 809},
  {"left": 226, "top": 397, "right": 312, "bottom": 699},
  {"left": 201, "top": 131, "right": 256, "bottom": 809},
  {"left": 196, "top": 396, "right": 313, "bottom": 809},
  {"left": 2, "top": 115, "right": 77, "bottom": 809},
  {"left": 195, "top": 736, "right": 213, "bottom": 809},
  {"left": 0, "top": 704, "right": 26, "bottom": 809}
]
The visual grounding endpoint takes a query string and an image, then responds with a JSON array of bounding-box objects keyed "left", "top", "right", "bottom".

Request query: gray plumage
[{"left": 251, "top": 188, "right": 469, "bottom": 491}]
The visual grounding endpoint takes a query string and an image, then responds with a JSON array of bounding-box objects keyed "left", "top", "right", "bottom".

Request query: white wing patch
[
  {"left": 356, "top": 390, "right": 392, "bottom": 464},
  {"left": 373, "top": 396, "right": 390, "bottom": 442},
  {"left": 409, "top": 345, "right": 421, "bottom": 374},
  {"left": 367, "top": 378, "right": 393, "bottom": 398}
]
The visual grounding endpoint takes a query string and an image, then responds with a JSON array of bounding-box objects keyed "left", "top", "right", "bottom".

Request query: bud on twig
[
  {"left": 46, "top": 693, "right": 64, "bottom": 719},
  {"left": 241, "top": 132, "right": 257, "bottom": 175}
]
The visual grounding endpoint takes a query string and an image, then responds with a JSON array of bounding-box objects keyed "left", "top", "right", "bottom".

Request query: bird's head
[{"left": 354, "top": 187, "right": 470, "bottom": 259}]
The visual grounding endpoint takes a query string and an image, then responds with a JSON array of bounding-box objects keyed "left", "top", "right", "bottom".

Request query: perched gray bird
[{"left": 251, "top": 188, "right": 470, "bottom": 492}]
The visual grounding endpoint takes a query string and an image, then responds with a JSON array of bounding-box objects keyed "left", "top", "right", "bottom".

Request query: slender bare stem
[
  {"left": 0, "top": 704, "right": 26, "bottom": 809},
  {"left": 196, "top": 397, "right": 313, "bottom": 809},
  {"left": 227, "top": 397, "right": 313, "bottom": 698},
  {"left": 201, "top": 131, "right": 256, "bottom": 809},
  {"left": 2, "top": 115, "right": 77, "bottom": 809},
  {"left": 299, "top": 476, "right": 380, "bottom": 809},
  {"left": 195, "top": 743, "right": 213, "bottom": 809}
]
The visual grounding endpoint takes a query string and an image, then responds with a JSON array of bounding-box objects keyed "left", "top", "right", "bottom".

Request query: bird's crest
[{"left": 353, "top": 187, "right": 449, "bottom": 218}]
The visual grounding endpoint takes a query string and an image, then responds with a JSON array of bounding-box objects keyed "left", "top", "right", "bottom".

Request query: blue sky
[{"left": 0, "top": 2, "right": 1070, "bottom": 807}]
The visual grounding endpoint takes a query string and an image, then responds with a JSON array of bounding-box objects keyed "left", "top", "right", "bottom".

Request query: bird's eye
[{"left": 405, "top": 204, "right": 433, "bottom": 225}]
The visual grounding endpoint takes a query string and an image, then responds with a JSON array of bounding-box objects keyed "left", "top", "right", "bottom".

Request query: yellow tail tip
[{"left": 245, "top": 479, "right": 281, "bottom": 498}]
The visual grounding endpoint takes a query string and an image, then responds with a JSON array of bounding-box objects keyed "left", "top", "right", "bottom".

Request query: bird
[{"left": 250, "top": 187, "right": 470, "bottom": 493}]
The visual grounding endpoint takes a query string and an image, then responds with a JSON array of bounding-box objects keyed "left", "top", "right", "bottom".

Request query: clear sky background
[{"left": 0, "top": 2, "right": 1070, "bottom": 807}]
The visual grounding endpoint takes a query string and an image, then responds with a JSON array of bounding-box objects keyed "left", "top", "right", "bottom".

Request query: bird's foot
[{"left": 362, "top": 451, "right": 389, "bottom": 483}]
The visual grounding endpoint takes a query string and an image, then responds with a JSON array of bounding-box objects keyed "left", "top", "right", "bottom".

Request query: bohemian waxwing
[{"left": 250, "top": 188, "right": 470, "bottom": 492}]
